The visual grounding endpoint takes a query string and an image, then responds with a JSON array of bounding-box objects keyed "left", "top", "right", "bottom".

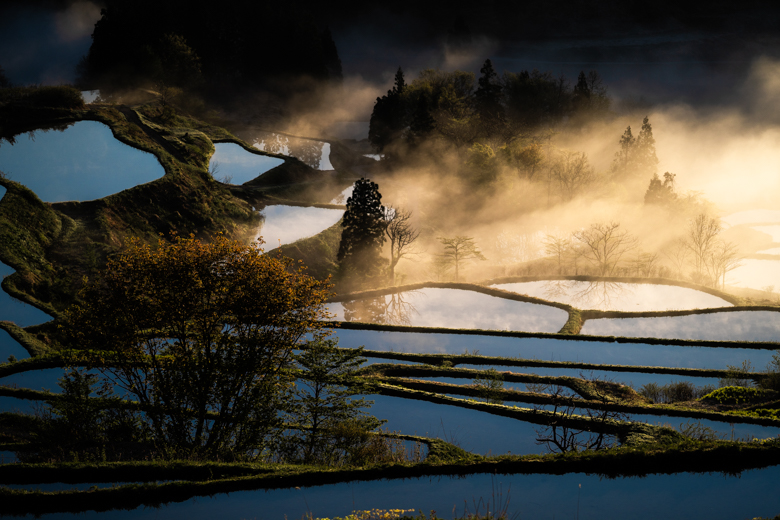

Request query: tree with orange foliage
[{"left": 63, "top": 234, "right": 333, "bottom": 460}]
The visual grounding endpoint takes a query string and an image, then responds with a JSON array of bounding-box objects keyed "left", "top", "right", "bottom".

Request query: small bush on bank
[
  {"left": 700, "top": 386, "right": 778, "bottom": 405},
  {"left": 639, "top": 381, "right": 715, "bottom": 404}
]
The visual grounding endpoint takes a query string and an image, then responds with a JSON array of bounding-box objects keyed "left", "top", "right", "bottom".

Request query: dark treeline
[{"left": 77, "top": 0, "right": 342, "bottom": 102}]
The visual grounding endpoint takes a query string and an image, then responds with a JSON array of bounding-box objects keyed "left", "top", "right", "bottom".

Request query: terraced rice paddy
[
  {"left": 326, "top": 288, "right": 569, "bottom": 332},
  {"left": 491, "top": 280, "right": 732, "bottom": 311},
  {"left": 209, "top": 142, "right": 284, "bottom": 184},
  {"left": 0, "top": 121, "right": 165, "bottom": 202}
]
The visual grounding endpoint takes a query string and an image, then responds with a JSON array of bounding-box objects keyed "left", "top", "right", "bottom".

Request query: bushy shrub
[
  {"left": 639, "top": 381, "right": 713, "bottom": 404},
  {"left": 700, "top": 386, "right": 777, "bottom": 405}
]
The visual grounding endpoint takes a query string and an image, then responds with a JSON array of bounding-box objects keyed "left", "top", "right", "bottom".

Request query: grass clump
[{"left": 700, "top": 386, "right": 778, "bottom": 406}]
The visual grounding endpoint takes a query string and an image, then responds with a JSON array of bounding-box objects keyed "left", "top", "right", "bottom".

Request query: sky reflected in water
[
  {"left": 581, "top": 311, "right": 780, "bottom": 342},
  {"left": 0, "top": 121, "right": 165, "bottom": 202},
  {"left": 209, "top": 143, "right": 283, "bottom": 184},
  {"left": 326, "top": 288, "right": 569, "bottom": 333},
  {"left": 493, "top": 280, "right": 732, "bottom": 311}
]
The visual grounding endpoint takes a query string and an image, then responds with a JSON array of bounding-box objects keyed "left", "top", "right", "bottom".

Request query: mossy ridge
[
  {"left": 334, "top": 320, "right": 780, "bottom": 350},
  {"left": 481, "top": 275, "right": 742, "bottom": 306},
  {"left": 377, "top": 377, "right": 780, "bottom": 427},
  {"left": 352, "top": 348, "right": 754, "bottom": 380},
  {"left": 370, "top": 382, "right": 659, "bottom": 438},
  {"left": 3, "top": 438, "right": 780, "bottom": 516},
  {"left": 0, "top": 322, "right": 53, "bottom": 357},
  {"left": 329, "top": 282, "right": 572, "bottom": 314},
  {"left": 361, "top": 363, "right": 631, "bottom": 402}
]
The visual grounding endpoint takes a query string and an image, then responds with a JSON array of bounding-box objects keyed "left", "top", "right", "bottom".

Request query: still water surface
[
  {"left": 332, "top": 329, "right": 778, "bottom": 369},
  {"left": 255, "top": 205, "right": 342, "bottom": 247},
  {"left": 581, "top": 311, "right": 780, "bottom": 342},
  {"left": 0, "top": 121, "right": 165, "bottom": 202},
  {"left": 326, "top": 288, "right": 569, "bottom": 333},
  {"left": 24, "top": 466, "right": 780, "bottom": 519},
  {"left": 210, "top": 143, "right": 284, "bottom": 185},
  {"left": 492, "top": 280, "right": 732, "bottom": 311}
]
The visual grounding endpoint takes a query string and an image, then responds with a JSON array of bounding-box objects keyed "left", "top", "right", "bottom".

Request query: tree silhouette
[
  {"left": 474, "top": 59, "right": 504, "bottom": 136},
  {"left": 437, "top": 236, "right": 486, "bottom": 281},
  {"left": 337, "top": 178, "right": 387, "bottom": 287},
  {"left": 369, "top": 68, "right": 408, "bottom": 152}
]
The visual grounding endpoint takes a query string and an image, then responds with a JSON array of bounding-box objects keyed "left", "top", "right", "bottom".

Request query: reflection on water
[
  {"left": 252, "top": 132, "right": 333, "bottom": 170},
  {"left": 493, "top": 280, "right": 732, "bottom": 311},
  {"left": 339, "top": 293, "right": 419, "bottom": 326},
  {"left": 628, "top": 413, "right": 780, "bottom": 441},
  {"left": 56, "top": 464, "right": 780, "bottom": 519},
  {"left": 363, "top": 154, "right": 383, "bottom": 161},
  {"left": 210, "top": 143, "right": 283, "bottom": 185},
  {"left": 370, "top": 394, "right": 544, "bottom": 456},
  {"left": 728, "top": 259, "right": 780, "bottom": 291},
  {"left": 256, "top": 205, "right": 343, "bottom": 247},
  {"left": 722, "top": 209, "right": 780, "bottom": 226},
  {"left": 332, "top": 329, "right": 779, "bottom": 369},
  {"left": 326, "top": 288, "right": 569, "bottom": 333},
  {"left": 0, "top": 121, "right": 165, "bottom": 202},
  {"left": 581, "top": 311, "right": 780, "bottom": 342}
]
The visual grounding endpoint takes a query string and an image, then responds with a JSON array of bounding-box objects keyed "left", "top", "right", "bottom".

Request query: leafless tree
[
  {"left": 383, "top": 206, "right": 420, "bottom": 284},
  {"left": 437, "top": 236, "right": 486, "bottom": 281},
  {"left": 705, "top": 241, "right": 742, "bottom": 290},
  {"left": 685, "top": 214, "right": 722, "bottom": 277},
  {"left": 543, "top": 233, "right": 571, "bottom": 274},
  {"left": 550, "top": 150, "right": 594, "bottom": 201},
  {"left": 572, "top": 222, "right": 638, "bottom": 276},
  {"left": 630, "top": 251, "right": 660, "bottom": 277},
  {"left": 662, "top": 237, "right": 689, "bottom": 279}
]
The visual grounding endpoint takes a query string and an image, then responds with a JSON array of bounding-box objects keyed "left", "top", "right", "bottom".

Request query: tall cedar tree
[
  {"left": 337, "top": 178, "right": 387, "bottom": 286},
  {"left": 369, "top": 68, "right": 407, "bottom": 152},
  {"left": 474, "top": 59, "right": 504, "bottom": 136}
]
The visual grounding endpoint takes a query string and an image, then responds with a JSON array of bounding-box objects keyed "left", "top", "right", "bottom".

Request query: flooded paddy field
[
  {"left": 209, "top": 142, "right": 284, "bottom": 184},
  {"left": 326, "top": 288, "right": 569, "bottom": 332},
  {"left": 0, "top": 121, "right": 165, "bottom": 202},
  {"left": 332, "top": 329, "right": 779, "bottom": 370},
  {"left": 580, "top": 310, "right": 780, "bottom": 342},
  {"left": 255, "top": 205, "right": 343, "bottom": 246},
  {"left": 491, "top": 280, "right": 732, "bottom": 311}
]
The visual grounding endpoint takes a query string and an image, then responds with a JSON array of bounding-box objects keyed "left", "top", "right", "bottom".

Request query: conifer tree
[
  {"left": 369, "top": 68, "right": 408, "bottom": 152},
  {"left": 474, "top": 59, "right": 505, "bottom": 135},
  {"left": 337, "top": 178, "right": 387, "bottom": 287}
]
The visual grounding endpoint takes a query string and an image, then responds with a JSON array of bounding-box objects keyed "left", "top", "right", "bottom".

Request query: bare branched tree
[
  {"left": 662, "top": 237, "right": 689, "bottom": 279},
  {"left": 630, "top": 251, "right": 660, "bottom": 277},
  {"left": 705, "top": 241, "right": 742, "bottom": 290},
  {"left": 550, "top": 150, "right": 594, "bottom": 201},
  {"left": 383, "top": 206, "right": 420, "bottom": 284},
  {"left": 572, "top": 222, "right": 638, "bottom": 276},
  {"left": 437, "top": 236, "right": 486, "bottom": 281},
  {"left": 685, "top": 214, "right": 722, "bottom": 277},
  {"left": 543, "top": 233, "right": 571, "bottom": 274}
]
